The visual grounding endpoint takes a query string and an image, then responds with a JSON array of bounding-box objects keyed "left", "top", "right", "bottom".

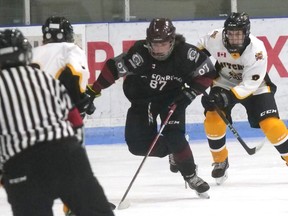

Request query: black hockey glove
[
  {"left": 85, "top": 85, "right": 101, "bottom": 115},
  {"left": 85, "top": 101, "right": 96, "bottom": 115},
  {"left": 76, "top": 93, "right": 92, "bottom": 118},
  {"left": 174, "top": 87, "right": 197, "bottom": 107},
  {"left": 201, "top": 91, "right": 232, "bottom": 111}
]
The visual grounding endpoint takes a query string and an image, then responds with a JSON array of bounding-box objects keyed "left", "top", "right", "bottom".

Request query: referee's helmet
[{"left": 0, "top": 29, "right": 32, "bottom": 69}]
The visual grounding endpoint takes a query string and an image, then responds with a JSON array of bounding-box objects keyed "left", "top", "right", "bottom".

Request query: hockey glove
[
  {"left": 174, "top": 87, "right": 197, "bottom": 107},
  {"left": 85, "top": 85, "right": 101, "bottom": 115},
  {"left": 76, "top": 93, "right": 92, "bottom": 118},
  {"left": 86, "top": 101, "right": 96, "bottom": 115},
  {"left": 201, "top": 91, "right": 232, "bottom": 111}
]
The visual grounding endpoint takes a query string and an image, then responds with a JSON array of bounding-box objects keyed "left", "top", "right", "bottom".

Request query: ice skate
[
  {"left": 185, "top": 173, "right": 210, "bottom": 199},
  {"left": 212, "top": 158, "right": 229, "bottom": 185}
]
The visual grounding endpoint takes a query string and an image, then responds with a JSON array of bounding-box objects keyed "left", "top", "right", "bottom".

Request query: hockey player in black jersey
[{"left": 87, "top": 18, "right": 217, "bottom": 196}]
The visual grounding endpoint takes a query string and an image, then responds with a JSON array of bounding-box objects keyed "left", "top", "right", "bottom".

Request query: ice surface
[{"left": 1, "top": 138, "right": 287, "bottom": 216}]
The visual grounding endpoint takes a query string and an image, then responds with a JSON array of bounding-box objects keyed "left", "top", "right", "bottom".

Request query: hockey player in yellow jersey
[
  {"left": 31, "top": 16, "right": 93, "bottom": 117},
  {"left": 31, "top": 16, "right": 96, "bottom": 216},
  {"left": 197, "top": 12, "right": 288, "bottom": 184}
]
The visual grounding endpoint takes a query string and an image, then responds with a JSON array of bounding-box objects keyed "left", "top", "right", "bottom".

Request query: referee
[{"left": 0, "top": 29, "right": 114, "bottom": 216}]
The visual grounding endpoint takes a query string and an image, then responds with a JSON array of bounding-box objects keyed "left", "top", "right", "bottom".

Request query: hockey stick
[
  {"left": 118, "top": 103, "right": 177, "bottom": 210},
  {"left": 203, "top": 91, "right": 264, "bottom": 155}
]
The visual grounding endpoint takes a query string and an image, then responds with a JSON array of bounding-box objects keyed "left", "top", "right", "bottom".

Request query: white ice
[{"left": 1, "top": 138, "right": 287, "bottom": 216}]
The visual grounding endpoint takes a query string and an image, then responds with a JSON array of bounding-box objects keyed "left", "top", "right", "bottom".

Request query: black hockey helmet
[
  {"left": 222, "top": 12, "right": 251, "bottom": 53},
  {"left": 146, "top": 18, "right": 176, "bottom": 60},
  {"left": 0, "top": 29, "right": 32, "bottom": 69},
  {"left": 42, "top": 16, "right": 74, "bottom": 44}
]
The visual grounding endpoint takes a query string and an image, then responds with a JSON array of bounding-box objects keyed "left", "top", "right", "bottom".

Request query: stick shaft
[{"left": 118, "top": 104, "right": 177, "bottom": 205}]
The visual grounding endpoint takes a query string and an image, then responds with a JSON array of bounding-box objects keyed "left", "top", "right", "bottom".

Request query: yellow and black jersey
[{"left": 31, "top": 42, "right": 90, "bottom": 104}]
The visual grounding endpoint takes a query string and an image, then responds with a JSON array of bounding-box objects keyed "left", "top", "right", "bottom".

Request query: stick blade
[
  {"left": 196, "top": 191, "right": 210, "bottom": 199},
  {"left": 255, "top": 138, "right": 266, "bottom": 152},
  {"left": 117, "top": 200, "right": 130, "bottom": 210},
  {"left": 247, "top": 137, "right": 266, "bottom": 155}
]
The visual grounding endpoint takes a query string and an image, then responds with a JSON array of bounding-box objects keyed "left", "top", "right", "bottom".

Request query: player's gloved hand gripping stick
[{"left": 202, "top": 91, "right": 264, "bottom": 155}]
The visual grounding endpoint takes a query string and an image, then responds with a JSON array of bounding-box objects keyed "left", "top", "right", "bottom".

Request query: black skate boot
[
  {"left": 168, "top": 154, "right": 178, "bottom": 173},
  {"left": 185, "top": 173, "right": 210, "bottom": 198},
  {"left": 212, "top": 158, "right": 229, "bottom": 185}
]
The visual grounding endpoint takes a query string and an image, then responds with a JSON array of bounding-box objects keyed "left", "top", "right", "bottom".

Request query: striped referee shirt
[{"left": 0, "top": 65, "right": 75, "bottom": 163}]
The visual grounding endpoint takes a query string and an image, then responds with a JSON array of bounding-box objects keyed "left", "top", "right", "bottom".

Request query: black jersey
[
  {"left": 120, "top": 38, "right": 216, "bottom": 104},
  {"left": 0, "top": 65, "right": 75, "bottom": 162},
  {"left": 91, "top": 35, "right": 216, "bottom": 105}
]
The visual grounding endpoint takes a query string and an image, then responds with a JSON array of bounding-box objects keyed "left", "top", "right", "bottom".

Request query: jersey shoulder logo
[
  {"left": 255, "top": 51, "right": 264, "bottom": 61},
  {"left": 187, "top": 48, "right": 199, "bottom": 62},
  {"left": 210, "top": 30, "right": 219, "bottom": 39},
  {"left": 131, "top": 52, "right": 144, "bottom": 68}
]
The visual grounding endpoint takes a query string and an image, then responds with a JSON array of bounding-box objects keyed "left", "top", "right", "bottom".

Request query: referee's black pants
[{"left": 2, "top": 137, "right": 114, "bottom": 216}]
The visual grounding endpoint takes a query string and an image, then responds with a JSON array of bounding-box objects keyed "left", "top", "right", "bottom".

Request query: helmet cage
[{"left": 222, "top": 12, "right": 251, "bottom": 53}]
